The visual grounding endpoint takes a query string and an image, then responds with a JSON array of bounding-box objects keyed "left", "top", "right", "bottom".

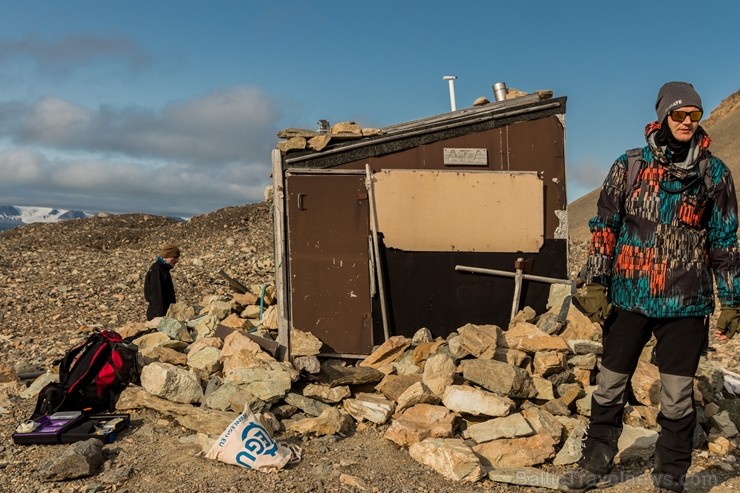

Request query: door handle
[{"left": 297, "top": 193, "right": 306, "bottom": 210}]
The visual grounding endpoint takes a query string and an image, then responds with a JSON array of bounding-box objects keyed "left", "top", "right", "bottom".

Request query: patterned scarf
[{"left": 644, "top": 121, "right": 711, "bottom": 179}]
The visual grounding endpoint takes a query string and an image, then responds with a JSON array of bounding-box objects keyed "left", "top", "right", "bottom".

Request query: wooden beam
[{"left": 271, "top": 148, "right": 290, "bottom": 361}]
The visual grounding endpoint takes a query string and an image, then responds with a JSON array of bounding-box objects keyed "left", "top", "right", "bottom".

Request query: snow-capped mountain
[{"left": 0, "top": 205, "right": 90, "bottom": 231}]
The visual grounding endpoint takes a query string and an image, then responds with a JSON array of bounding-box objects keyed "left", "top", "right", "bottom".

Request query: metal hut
[{"left": 271, "top": 86, "right": 570, "bottom": 359}]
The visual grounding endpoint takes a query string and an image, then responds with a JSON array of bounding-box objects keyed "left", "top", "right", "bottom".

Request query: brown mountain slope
[{"left": 568, "top": 88, "right": 740, "bottom": 244}]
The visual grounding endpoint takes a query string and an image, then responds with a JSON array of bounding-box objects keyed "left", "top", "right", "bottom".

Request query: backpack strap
[
  {"left": 625, "top": 147, "right": 644, "bottom": 192},
  {"left": 698, "top": 156, "right": 713, "bottom": 194},
  {"left": 55, "top": 332, "right": 103, "bottom": 386}
]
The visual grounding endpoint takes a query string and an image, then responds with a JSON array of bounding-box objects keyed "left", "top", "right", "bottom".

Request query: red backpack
[{"left": 32, "top": 330, "right": 139, "bottom": 419}]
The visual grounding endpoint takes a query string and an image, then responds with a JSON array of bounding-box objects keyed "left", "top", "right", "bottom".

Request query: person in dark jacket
[
  {"left": 144, "top": 244, "right": 180, "bottom": 320},
  {"left": 560, "top": 82, "right": 740, "bottom": 493}
]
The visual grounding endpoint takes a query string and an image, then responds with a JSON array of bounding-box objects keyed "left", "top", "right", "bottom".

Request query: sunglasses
[{"left": 669, "top": 110, "right": 703, "bottom": 123}]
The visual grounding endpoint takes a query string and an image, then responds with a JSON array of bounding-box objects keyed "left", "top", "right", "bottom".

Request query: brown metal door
[{"left": 286, "top": 173, "right": 372, "bottom": 355}]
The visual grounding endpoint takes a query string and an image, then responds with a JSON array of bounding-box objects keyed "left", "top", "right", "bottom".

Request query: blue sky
[{"left": 1, "top": 0, "right": 739, "bottom": 218}]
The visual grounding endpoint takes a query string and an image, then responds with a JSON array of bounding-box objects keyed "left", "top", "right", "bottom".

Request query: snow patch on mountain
[{"left": 0, "top": 205, "right": 90, "bottom": 231}]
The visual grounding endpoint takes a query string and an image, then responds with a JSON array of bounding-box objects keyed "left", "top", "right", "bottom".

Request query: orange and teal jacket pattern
[{"left": 584, "top": 124, "right": 740, "bottom": 317}]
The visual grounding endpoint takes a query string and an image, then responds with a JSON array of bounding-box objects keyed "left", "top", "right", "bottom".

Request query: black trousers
[{"left": 580, "top": 309, "right": 705, "bottom": 490}]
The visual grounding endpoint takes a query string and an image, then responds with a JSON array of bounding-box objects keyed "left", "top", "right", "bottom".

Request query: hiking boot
[{"left": 558, "top": 465, "right": 609, "bottom": 492}]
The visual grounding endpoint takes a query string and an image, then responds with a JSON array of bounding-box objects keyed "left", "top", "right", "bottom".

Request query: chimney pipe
[
  {"left": 443, "top": 75, "right": 457, "bottom": 111},
  {"left": 493, "top": 82, "right": 508, "bottom": 102}
]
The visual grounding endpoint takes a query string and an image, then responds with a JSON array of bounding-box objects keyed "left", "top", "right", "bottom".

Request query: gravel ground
[{"left": 0, "top": 203, "right": 738, "bottom": 493}]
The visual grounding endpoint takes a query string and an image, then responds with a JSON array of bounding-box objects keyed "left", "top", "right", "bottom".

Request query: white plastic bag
[{"left": 206, "top": 403, "right": 298, "bottom": 472}]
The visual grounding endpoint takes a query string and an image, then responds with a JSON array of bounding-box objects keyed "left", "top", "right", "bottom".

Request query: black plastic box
[{"left": 60, "top": 414, "right": 130, "bottom": 444}]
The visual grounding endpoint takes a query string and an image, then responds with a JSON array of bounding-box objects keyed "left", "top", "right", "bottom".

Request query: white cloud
[
  {"left": 5, "top": 86, "right": 279, "bottom": 165},
  {"left": 24, "top": 97, "right": 92, "bottom": 143},
  {"left": 48, "top": 159, "right": 147, "bottom": 189},
  {"left": 166, "top": 86, "right": 275, "bottom": 129},
  {"left": 0, "top": 85, "right": 281, "bottom": 216},
  {"left": 566, "top": 158, "right": 609, "bottom": 200},
  {"left": 0, "top": 34, "right": 151, "bottom": 74},
  {"left": 0, "top": 149, "right": 271, "bottom": 217},
  {"left": 0, "top": 148, "right": 45, "bottom": 182}
]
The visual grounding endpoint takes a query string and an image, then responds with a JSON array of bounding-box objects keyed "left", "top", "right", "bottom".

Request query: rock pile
[
  {"left": 21, "top": 282, "right": 737, "bottom": 488},
  {"left": 276, "top": 121, "right": 383, "bottom": 154}
]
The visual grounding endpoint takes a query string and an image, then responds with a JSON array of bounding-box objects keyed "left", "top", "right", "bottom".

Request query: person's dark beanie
[
  {"left": 655, "top": 81, "right": 703, "bottom": 122},
  {"left": 160, "top": 244, "right": 180, "bottom": 259}
]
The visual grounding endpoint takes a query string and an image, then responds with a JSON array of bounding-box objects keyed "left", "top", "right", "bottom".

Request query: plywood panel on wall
[{"left": 373, "top": 170, "right": 543, "bottom": 252}]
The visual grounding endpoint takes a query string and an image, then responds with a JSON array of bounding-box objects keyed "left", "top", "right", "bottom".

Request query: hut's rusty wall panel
[{"left": 286, "top": 174, "right": 373, "bottom": 354}]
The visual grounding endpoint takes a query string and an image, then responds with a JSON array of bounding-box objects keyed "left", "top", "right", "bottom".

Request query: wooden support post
[
  {"left": 365, "top": 164, "right": 391, "bottom": 342},
  {"left": 271, "top": 149, "right": 290, "bottom": 360}
]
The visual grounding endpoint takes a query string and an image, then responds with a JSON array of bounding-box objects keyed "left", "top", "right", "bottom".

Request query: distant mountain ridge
[{"left": 0, "top": 204, "right": 89, "bottom": 231}]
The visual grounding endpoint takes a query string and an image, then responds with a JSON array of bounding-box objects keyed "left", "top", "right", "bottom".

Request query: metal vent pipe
[
  {"left": 443, "top": 75, "right": 457, "bottom": 111},
  {"left": 493, "top": 82, "right": 508, "bottom": 102}
]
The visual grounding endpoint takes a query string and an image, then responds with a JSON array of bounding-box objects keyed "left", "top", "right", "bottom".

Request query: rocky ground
[{"left": 0, "top": 202, "right": 738, "bottom": 493}]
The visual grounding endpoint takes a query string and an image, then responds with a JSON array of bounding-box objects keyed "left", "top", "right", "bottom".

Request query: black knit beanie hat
[{"left": 655, "top": 81, "right": 703, "bottom": 122}]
